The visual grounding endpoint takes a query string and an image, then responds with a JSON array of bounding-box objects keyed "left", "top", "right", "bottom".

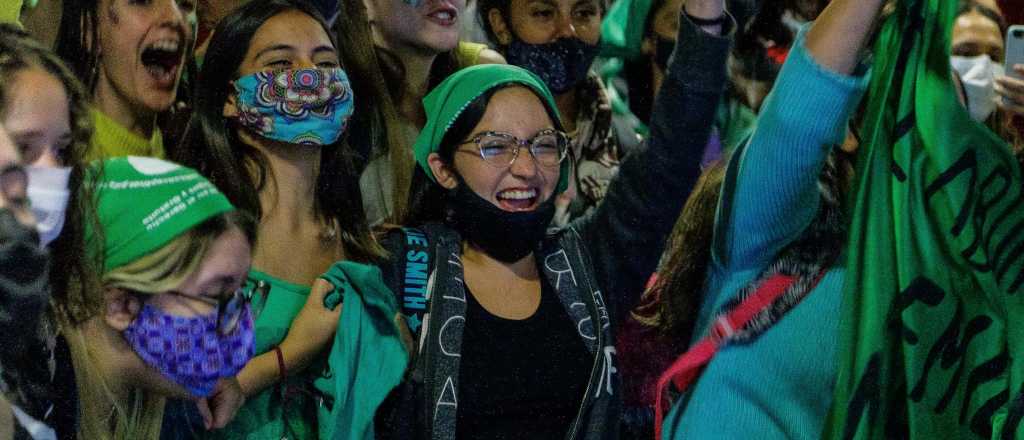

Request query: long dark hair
[
  {"left": 403, "top": 84, "right": 563, "bottom": 226},
  {"left": 334, "top": 0, "right": 417, "bottom": 224},
  {"left": 0, "top": 24, "right": 103, "bottom": 325},
  {"left": 650, "top": 161, "right": 727, "bottom": 341},
  {"left": 54, "top": 0, "right": 100, "bottom": 89},
  {"left": 172, "top": 0, "right": 384, "bottom": 262},
  {"left": 360, "top": 36, "right": 460, "bottom": 223}
]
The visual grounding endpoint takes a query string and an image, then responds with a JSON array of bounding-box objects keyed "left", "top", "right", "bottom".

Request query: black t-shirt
[{"left": 455, "top": 278, "right": 592, "bottom": 439}]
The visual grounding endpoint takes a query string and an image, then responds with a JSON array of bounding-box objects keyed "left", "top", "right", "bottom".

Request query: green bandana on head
[
  {"left": 413, "top": 64, "right": 570, "bottom": 194},
  {"left": 87, "top": 156, "right": 235, "bottom": 272}
]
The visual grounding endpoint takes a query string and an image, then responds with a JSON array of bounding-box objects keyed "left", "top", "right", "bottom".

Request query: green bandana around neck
[
  {"left": 413, "top": 64, "right": 570, "bottom": 194},
  {"left": 86, "top": 156, "right": 235, "bottom": 272}
]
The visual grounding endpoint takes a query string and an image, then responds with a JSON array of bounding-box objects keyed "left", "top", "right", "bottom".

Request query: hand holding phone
[{"left": 997, "top": 25, "right": 1024, "bottom": 115}]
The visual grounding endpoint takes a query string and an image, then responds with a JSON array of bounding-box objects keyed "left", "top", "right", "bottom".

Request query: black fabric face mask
[
  {"left": 505, "top": 36, "right": 601, "bottom": 95},
  {"left": 445, "top": 181, "right": 556, "bottom": 263},
  {"left": 654, "top": 36, "right": 676, "bottom": 72}
]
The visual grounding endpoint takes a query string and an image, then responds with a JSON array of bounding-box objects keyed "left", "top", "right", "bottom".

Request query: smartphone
[{"left": 1007, "top": 25, "right": 1024, "bottom": 80}]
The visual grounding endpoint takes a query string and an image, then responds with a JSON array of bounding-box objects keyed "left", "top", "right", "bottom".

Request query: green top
[
  {"left": 88, "top": 109, "right": 165, "bottom": 161},
  {"left": 0, "top": 0, "right": 22, "bottom": 27},
  {"left": 600, "top": 0, "right": 655, "bottom": 59},
  {"left": 205, "top": 264, "right": 409, "bottom": 440},
  {"left": 206, "top": 269, "right": 316, "bottom": 440},
  {"left": 314, "top": 261, "right": 409, "bottom": 440}
]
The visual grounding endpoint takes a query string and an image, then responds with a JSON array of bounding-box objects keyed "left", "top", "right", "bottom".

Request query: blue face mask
[
  {"left": 232, "top": 67, "right": 354, "bottom": 146},
  {"left": 505, "top": 37, "right": 600, "bottom": 95}
]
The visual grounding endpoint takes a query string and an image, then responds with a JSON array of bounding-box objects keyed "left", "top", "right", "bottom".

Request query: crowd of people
[{"left": 0, "top": 0, "right": 1022, "bottom": 439}]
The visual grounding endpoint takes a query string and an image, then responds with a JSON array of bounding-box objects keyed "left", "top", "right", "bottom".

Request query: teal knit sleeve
[{"left": 712, "top": 26, "right": 869, "bottom": 271}]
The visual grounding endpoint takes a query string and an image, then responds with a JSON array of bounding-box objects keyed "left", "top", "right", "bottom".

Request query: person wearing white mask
[
  {"left": 0, "top": 24, "right": 90, "bottom": 246},
  {"left": 950, "top": 1, "right": 1024, "bottom": 126}
]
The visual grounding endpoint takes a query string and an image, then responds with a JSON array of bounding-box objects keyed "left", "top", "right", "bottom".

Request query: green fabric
[
  {"left": 86, "top": 156, "right": 234, "bottom": 272},
  {"left": 0, "top": 0, "right": 22, "bottom": 26},
  {"left": 825, "top": 0, "right": 1024, "bottom": 439},
  {"left": 206, "top": 270, "right": 317, "bottom": 440},
  {"left": 413, "top": 64, "right": 570, "bottom": 194},
  {"left": 313, "top": 261, "right": 409, "bottom": 440},
  {"left": 600, "top": 0, "right": 654, "bottom": 59},
  {"left": 88, "top": 109, "right": 166, "bottom": 161}
]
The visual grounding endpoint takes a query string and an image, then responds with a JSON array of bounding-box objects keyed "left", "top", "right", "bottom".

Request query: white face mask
[
  {"left": 951, "top": 54, "right": 1005, "bottom": 122},
  {"left": 26, "top": 166, "right": 71, "bottom": 246}
]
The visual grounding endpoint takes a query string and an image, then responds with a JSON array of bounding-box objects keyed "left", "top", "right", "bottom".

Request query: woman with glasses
[
  {"left": 370, "top": 0, "right": 732, "bottom": 437},
  {"left": 475, "top": 0, "right": 641, "bottom": 227},
  {"left": 1, "top": 155, "right": 256, "bottom": 440}
]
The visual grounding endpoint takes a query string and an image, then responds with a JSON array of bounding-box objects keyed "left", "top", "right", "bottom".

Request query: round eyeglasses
[
  {"left": 458, "top": 129, "right": 569, "bottom": 168},
  {"left": 165, "top": 287, "right": 249, "bottom": 336}
]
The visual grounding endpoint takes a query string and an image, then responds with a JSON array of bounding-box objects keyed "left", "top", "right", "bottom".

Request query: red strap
[{"left": 653, "top": 274, "right": 796, "bottom": 439}]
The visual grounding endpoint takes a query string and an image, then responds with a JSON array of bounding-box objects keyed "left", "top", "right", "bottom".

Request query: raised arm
[
  {"left": 713, "top": 0, "right": 882, "bottom": 270},
  {"left": 576, "top": 0, "right": 732, "bottom": 323}
]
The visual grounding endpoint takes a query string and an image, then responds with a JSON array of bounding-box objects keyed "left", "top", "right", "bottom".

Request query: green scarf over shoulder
[
  {"left": 825, "top": 0, "right": 1024, "bottom": 439},
  {"left": 315, "top": 261, "right": 409, "bottom": 440}
]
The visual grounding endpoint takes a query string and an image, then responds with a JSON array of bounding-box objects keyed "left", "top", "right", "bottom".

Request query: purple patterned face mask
[{"left": 123, "top": 303, "right": 255, "bottom": 397}]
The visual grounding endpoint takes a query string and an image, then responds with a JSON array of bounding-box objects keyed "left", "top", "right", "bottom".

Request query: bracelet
[
  {"left": 685, "top": 11, "right": 728, "bottom": 27},
  {"left": 274, "top": 347, "right": 286, "bottom": 380}
]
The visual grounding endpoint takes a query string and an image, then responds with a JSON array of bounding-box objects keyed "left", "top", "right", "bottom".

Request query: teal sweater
[{"left": 662, "top": 29, "right": 868, "bottom": 439}]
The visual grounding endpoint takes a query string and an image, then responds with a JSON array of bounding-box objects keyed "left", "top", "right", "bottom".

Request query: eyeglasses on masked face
[
  {"left": 156, "top": 287, "right": 250, "bottom": 336},
  {"left": 457, "top": 129, "right": 570, "bottom": 169}
]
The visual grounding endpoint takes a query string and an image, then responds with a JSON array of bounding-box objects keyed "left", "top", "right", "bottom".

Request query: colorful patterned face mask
[
  {"left": 232, "top": 67, "right": 354, "bottom": 146},
  {"left": 123, "top": 302, "right": 255, "bottom": 397},
  {"left": 505, "top": 37, "right": 600, "bottom": 95}
]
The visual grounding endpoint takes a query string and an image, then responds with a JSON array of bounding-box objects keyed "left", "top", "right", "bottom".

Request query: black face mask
[
  {"left": 505, "top": 36, "right": 600, "bottom": 95},
  {"left": 653, "top": 36, "right": 676, "bottom": 72},
  {"left": 445, "top": 181, "right": 556, "bottom": 263}
]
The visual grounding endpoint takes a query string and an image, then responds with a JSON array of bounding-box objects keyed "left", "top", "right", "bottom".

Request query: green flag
[{"left": 825, "top": 0, "right": 1024, "bottom": 439}]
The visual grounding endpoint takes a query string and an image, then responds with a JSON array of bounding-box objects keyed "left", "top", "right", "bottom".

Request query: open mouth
[
  {"left": 140, "top": 39, "right": 183, "bottom": 87},
  {"left": 426, "top": 5, "right": 458, "bottom": 26},
  {"left": 496, "top": 188, "right": 539, "bottom": 211}
]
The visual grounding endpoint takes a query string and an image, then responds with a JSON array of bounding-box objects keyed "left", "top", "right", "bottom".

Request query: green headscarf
[
  {"left": 600, "top": 0, "right": 656, "bottom": 59},
  {"left": 87, "top": 156, "right": 236, "bottom": 272},
  {"left": 413, "top": 64, "right": 570, "bottom": 194}
]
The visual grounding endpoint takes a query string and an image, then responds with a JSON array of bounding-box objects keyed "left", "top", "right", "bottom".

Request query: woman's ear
[
  {"left": 103, "top": 287, "right": 142, "bottom": 331},
  {"left": 428, "top": 153, "right": 459, "bottom": 190},
  {"left": 488, "top": 8, "right": 513, "bottom": 46}
]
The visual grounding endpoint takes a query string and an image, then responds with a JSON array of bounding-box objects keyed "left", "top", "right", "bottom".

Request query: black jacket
[{"left": 374, "top": 12, "right": 734, "bottom": 440}]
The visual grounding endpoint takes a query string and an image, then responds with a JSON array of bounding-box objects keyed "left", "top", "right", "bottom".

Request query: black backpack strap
[
  {"left": 376, "top": 226, "right": 441, "bottom": 440},
  {"left": 380, "top": 226, "right": 436, "bottom": 338}
]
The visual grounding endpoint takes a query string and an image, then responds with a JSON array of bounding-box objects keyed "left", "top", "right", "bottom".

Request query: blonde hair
[{"left": 60, "top": 211, "right": 254, "bottom": 440}]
